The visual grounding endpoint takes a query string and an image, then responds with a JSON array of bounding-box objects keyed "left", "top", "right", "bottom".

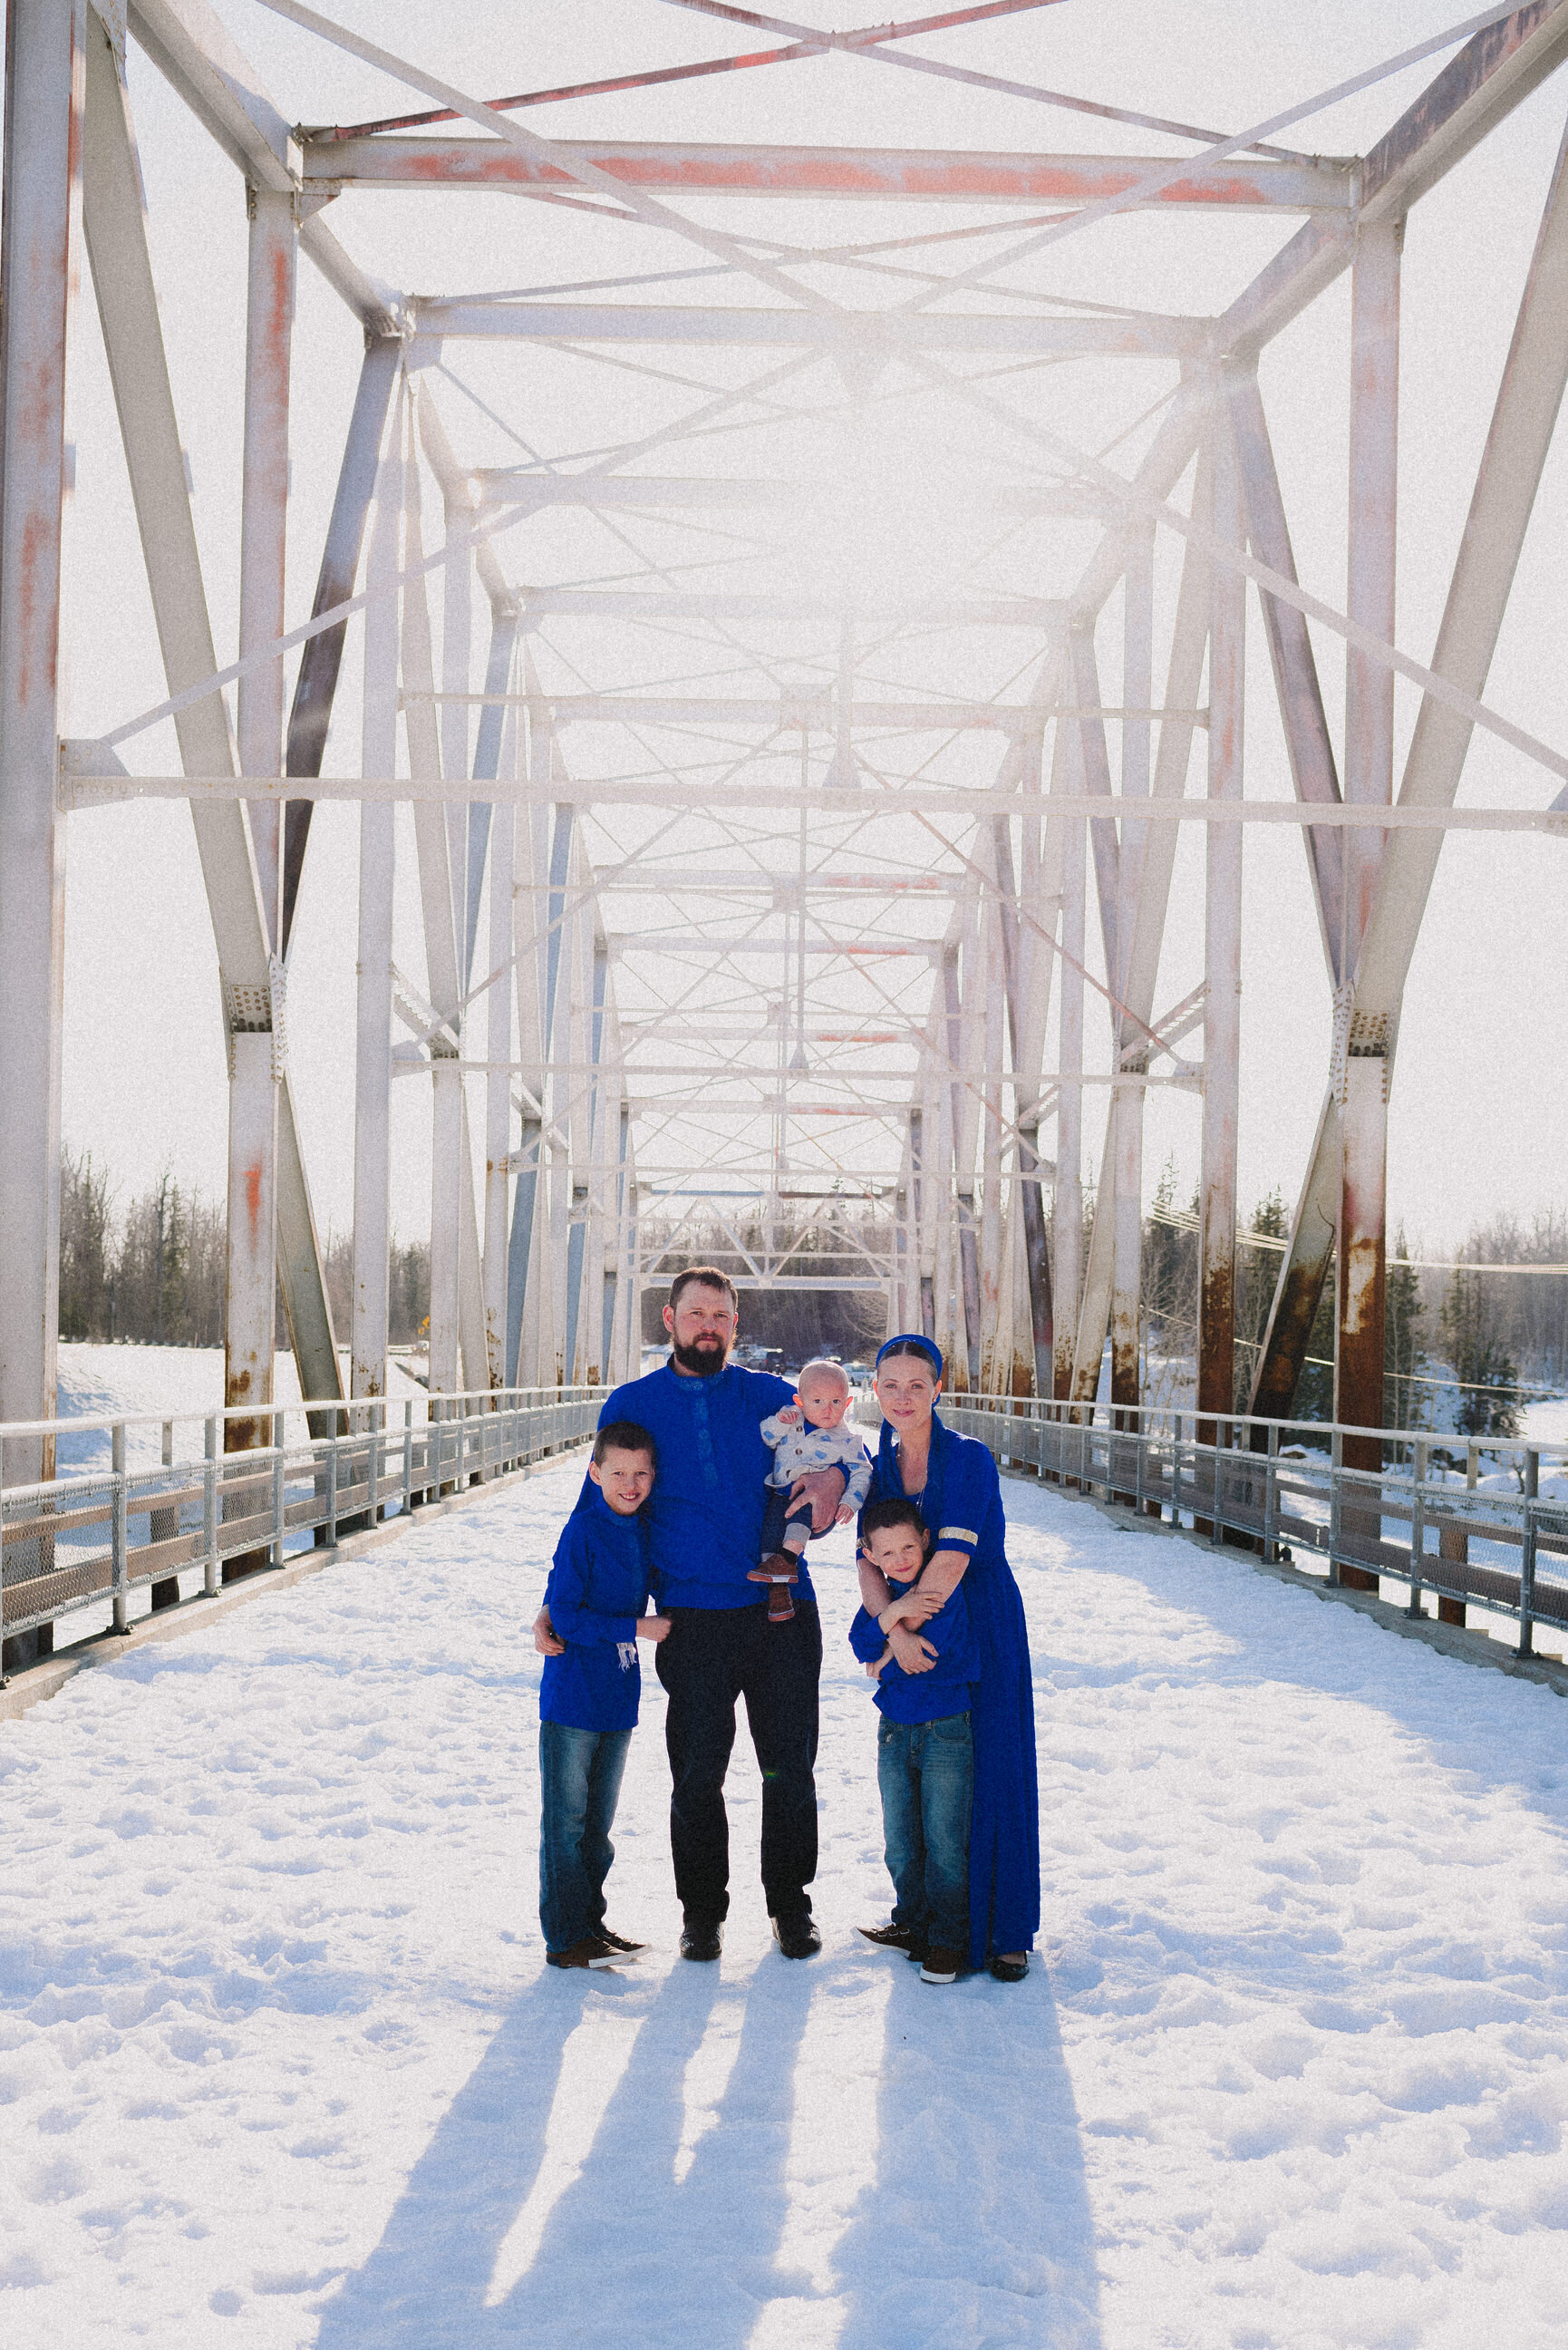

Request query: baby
[{"left": 750, "top": 1358, "right": 872, "bottom": 1624}]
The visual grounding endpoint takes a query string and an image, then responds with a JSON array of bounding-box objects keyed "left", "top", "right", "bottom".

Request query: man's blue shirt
[
  {"left": 849, "top": 1575, "right": 979, "bottom": 1724},
  {"left": 594, "top": 1361, "right": 810, "bottom": 1610},
  {"left": 539, "top": 1486, "right": 653, "bottom": 1732}
]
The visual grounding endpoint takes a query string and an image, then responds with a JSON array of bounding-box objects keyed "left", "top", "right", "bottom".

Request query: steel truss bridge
[{"left": 4, "top": 1, "right": 1568, "bottom": 1651}]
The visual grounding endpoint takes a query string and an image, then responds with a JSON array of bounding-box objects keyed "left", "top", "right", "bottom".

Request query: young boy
[
  {"left": 849, "top": 1498, "right": 979, "bottom": 1986},
  {"left": 538, "top": 1422, "right": 669, "bottom": 1970},
  {"left": 749, "top": 1358, "right": 872, "bottom": 1625}
]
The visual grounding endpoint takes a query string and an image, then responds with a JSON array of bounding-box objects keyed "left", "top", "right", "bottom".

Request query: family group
[{"left": 532, "top": 1267, "right": 1040, "bottom": 1986}]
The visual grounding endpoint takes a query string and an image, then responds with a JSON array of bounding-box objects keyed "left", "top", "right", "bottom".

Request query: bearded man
[{"left": 536, "top": 1267, "right": 847, "bottom": 1960}]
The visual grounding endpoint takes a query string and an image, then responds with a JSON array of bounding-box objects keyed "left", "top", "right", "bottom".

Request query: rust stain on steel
[
  {"left": 389, "top": 146, "right": 1283, "bottom": 208},
  {"left": 1250, "top": 1248, "right": 1331, "bottom": 1419},
  {"left": 1196, "top": 1259, "right": 1235, "bottom": 1422}
]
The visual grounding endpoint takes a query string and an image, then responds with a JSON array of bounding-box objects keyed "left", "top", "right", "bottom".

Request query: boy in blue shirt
[
  {"left": 538, "top": 1422, "right": 669, "bottom": 1970},
  {"left": 849, "top": 1499, "right": 979, "bottom": 1986}
]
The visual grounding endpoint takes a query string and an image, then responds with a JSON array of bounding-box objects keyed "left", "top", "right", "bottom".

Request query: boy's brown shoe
[
  {"left": 598, "top": 1928, "right": 647, "bottom": 1956},
  {"left": 748, "top": 1553, "right": 800, "bottom": 1582},
  {"left": 765, "top": 1583, "right": 796, "bottom": 1623},
  {"left": 546, "top": 1936, "right": 619, "bottom": 1970},
  {"left": 919, "top": 1946, "right": 963, "bottom": 1985}
]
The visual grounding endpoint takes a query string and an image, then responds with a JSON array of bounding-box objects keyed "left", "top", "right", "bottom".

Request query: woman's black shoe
[
  {"left": 988, "top": 1954, "right": 1029, "bottom": 1984},
  {"left": 680, "top": 1921, "right": 723, "bottom": 1962}
]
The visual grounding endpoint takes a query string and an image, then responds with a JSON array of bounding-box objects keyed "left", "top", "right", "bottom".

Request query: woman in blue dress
[{"left": 857, "top": 1334, "right": 1040, "bottom": 1981}]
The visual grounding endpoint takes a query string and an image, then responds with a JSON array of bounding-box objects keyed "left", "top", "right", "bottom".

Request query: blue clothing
[
  {"left": 848, "top": 1574, "right": 978, "bottom": 1724},
  {"left": 538, "top": 1721, "right": 632, "bottom": 1954},
  {"left": 592, "top": 1363, "right": 812, "bottom": 1610},
  {"left": 539, "top": 1486, "right": 653, "bottom": 1733},
  {"left": 861, "top": 1410, "right": 1040, "bottom": 1967},
  {"left": 877, "top": 1710, "right": 973, "bottom": 1952}
]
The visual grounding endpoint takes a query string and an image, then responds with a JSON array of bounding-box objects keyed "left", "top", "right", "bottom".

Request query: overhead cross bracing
[{"left": 4, "top": 1, "right": 1568, "bottom": 1584}]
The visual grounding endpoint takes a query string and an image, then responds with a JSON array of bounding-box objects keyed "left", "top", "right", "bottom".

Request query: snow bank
[
  {"left": 53, "top": 1345, "right": 429, "bottom": 1475},
  {"left": 3, "top": 1466, "right": 1568, "bottom": 2346}
]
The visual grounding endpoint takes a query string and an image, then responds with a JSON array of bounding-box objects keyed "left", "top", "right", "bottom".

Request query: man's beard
[{"left": 672, "top": 1335, "right": 728, "bottom": 1376}]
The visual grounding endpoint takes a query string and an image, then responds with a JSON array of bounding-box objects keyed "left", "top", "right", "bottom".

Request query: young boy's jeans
[
  {"left": 539, "top": 1721, "right": 633, "bottom": 1954},
  {"left": 876, "top": 1709, "right": 973, "bottom": 1952}
]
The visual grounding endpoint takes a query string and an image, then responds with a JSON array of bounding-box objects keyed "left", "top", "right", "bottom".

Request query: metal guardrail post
[
  {"left": 454, "top": 1400, "right": 465, "bottom": 1492},
  {"left": 203, "top": 1414, "right": 219, "bottom": 1596},
  {"left": 1263, "top": 1423, "right": 1279, "bottom": 1561},
  {"left": 150, "top": 1418, "right": 179, "bottom": 1611},
  {"left": 1210, "top": 1420, "right": 1224, "bottom": 1549},
  {"left": 1171, "top": 1413, "right": 1184, "bottom": 1528},
  {"left": 326, "top": 1430, "right": 339, "bottom": 1549},
  {"left": 111, "top": 1421, "right": 130, "bottom": 1634},
  {"left": 402, "top": 1399, "right": 413, "bottom": 1516},
  {"left": 367, "top": 1403, "right": 381, "bottom": 1525},
  {"left": 1408, "top": 1438, "right": 1427, "bottom": 1619},
  {"left": 1517, "top": 1448, "right": 1540, "bottom": 1659},
  {"left": 1328, "top": 1431, "right": 1343, "bottom": 1588},
  {"left": 272, "top": 1412, "right": 286, "bottom": 1567}
]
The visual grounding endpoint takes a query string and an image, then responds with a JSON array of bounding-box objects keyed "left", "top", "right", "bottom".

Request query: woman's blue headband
[{"left": 875, "top": 1333, "right": 944, "bottom": 1376}]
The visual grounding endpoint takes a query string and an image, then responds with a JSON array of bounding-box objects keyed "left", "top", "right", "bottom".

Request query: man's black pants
[{"left": 654, "top": 1599, "right": 821, "bottom": 1928}]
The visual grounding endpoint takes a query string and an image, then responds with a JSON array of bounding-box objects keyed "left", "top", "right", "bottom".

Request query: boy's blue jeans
[
  {"left": 876, "top": 1709, "right": 973, "bottom": 1953},
  {"left": 539, "top": 1721, "right": 633, "bottom": 1955}
]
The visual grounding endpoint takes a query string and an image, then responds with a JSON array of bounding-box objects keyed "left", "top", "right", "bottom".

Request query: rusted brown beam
[{"left": 305, "top": 137, "right": 1350, "bottom": 210}]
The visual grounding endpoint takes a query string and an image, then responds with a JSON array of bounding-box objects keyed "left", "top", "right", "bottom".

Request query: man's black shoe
[
  {"left": 599, "top": 1928, "right": 647, "bottom": 1957},
  {"left": 771, "top": 1914, "right": 822, "bottom": 1960},
  {"left": 680, "top": 1921, "right": 723, "bottom": 1962}
]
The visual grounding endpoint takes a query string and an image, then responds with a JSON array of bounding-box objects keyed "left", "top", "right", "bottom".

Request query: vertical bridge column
[
  {"left": 225, "top": 183, "right": 295, "bottom": 1571},
  {"left": 1336, "top": 219, "right": 1401, "bottom": 1587},
  {"left": 1198, "top": 394, "right": 1244, "bottom": 1450},
  {"left": 0, "top": 0, "right": 83, "bottom": 1667},
  {"left": 352, "top": 415, "right": 402, "bottom": 1409}
]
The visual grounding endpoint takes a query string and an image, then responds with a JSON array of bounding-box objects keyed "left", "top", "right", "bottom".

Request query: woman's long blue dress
[{"left": 863, "top": 1409, "right": 1040, "bottom": 1966}]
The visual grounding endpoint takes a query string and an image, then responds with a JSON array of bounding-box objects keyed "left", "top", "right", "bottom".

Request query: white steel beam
[
  {"left": 308, "top": 136, "right": 1352, "bottom": 211},
  {"left": 1226, "top": 365, "right": 1346, "bottom": 976},
  {"left": 237, "top": 186, "right": 295, "bottom": 951},
  {"left": 1198, "top": 393, "right": 1245, "bottom": 1425},
  {"left": 81, "top": 15, "right": 343, "bottom": 1434},
  {"left": 1252, "top": 100, "right": 1568, "bottom": 1419},
  {"left": 1052, "top": 720, "right": 1084, "bottom": 1400},
  {"left": 1222, "top": 2, "right": 1568, "bottom": 363},
  {"left": 127, "top": 0, "right": 405, "bottom": 333},
  {"left": 283, "top": 335, "right": 402, "bottom": 953},
  {"left": 0, "top": 0, "right": 82, "bottom": 1507},
  {"left": 63, "top": 772, "right": 1564, "bottom": 831},
  {"left": 1336, "top": 217, "right": 1402, "bottom": 1490},
  {"left": 412, "top": 298, "right": 1203, "bottom": 357},
  {"left": 350, "top": 425, "right": 400, "bottom": 1403}
]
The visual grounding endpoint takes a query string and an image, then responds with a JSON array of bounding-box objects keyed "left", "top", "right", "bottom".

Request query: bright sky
[{"left": 57, "top": 0, "right": 1568, "bottom": 1255}]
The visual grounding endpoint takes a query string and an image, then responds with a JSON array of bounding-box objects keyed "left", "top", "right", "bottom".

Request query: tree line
[
  {"left": 61, "top": 1143, "right": 1563, "bottom": 1435},
  {"left": 59, "top": 1148, "right": 431, "bottom": 1349},
  {"left": 1139, "top": 1160, "right": 1560, "bottom": 1439}
]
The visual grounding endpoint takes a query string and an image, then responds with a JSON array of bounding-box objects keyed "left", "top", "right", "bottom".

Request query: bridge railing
[
  {"left": 0, "top": 1386, "right": 600, "bottom": 1663},
  {"left": 944, "top": 1394, "right": 1568, "bottom": 1658}
]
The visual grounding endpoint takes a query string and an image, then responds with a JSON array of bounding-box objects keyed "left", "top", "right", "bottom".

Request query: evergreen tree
[
  {"left": 59, "top": 1148, "right": 114, "bottom": 1340},
  {"left": 1384, "top": 1228, "right": 1426, "bottom": 1431},
  {"left": 1438, "top": 1265, "right": 1521, "bottom": 1440}
]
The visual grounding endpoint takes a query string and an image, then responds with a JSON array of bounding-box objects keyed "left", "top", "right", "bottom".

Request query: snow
[
  {"left": 53, "top": 1345, "right": 430, "bottom": 1474},
  {"left": 5, "top": 1461, "right": 1568, "bottom": 2347}
]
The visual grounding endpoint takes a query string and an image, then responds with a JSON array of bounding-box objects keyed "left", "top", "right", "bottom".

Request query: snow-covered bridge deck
[{"left": 4, "top": 1461, "right": 1568, "bottom": 2348}]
